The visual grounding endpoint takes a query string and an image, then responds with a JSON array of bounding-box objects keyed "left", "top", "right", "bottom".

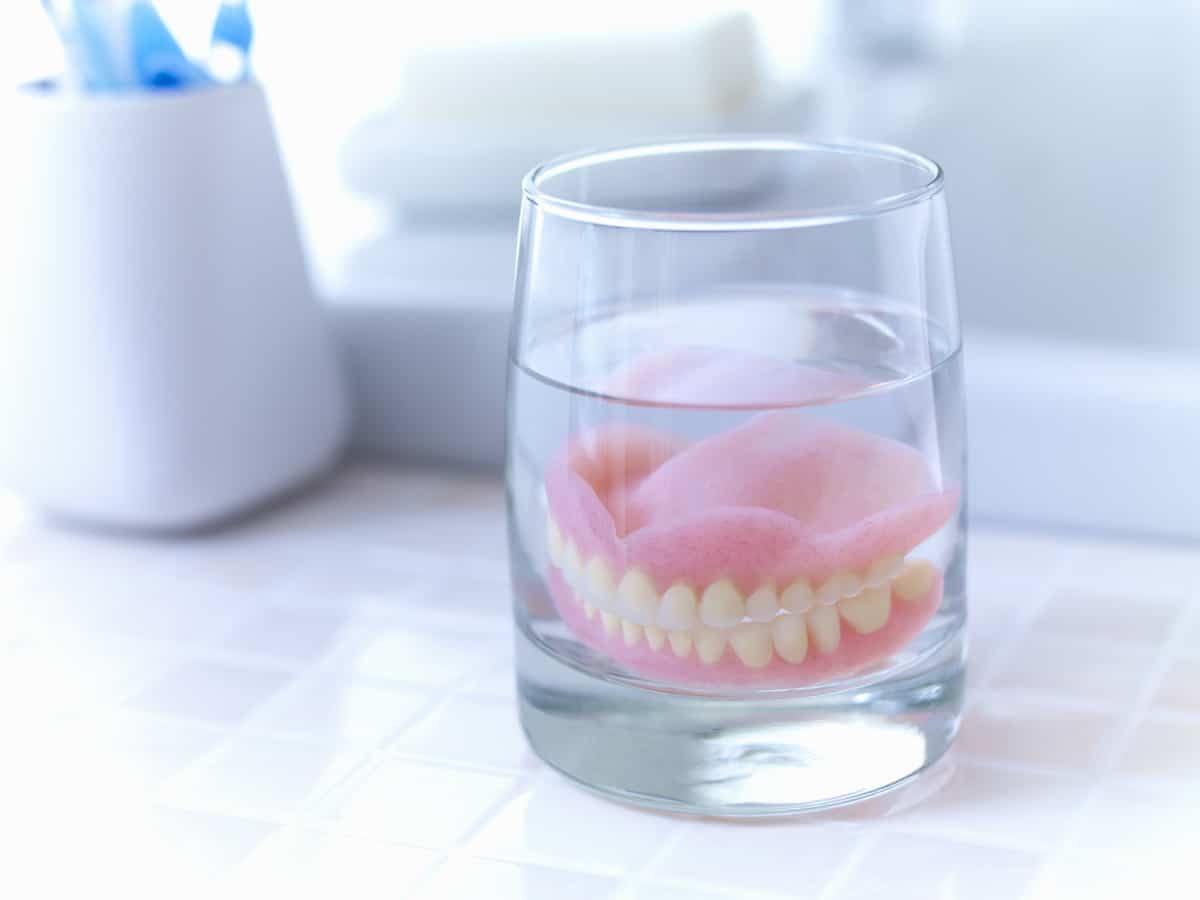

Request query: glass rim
[{"left": 522, "top": 136, "right": 945, "bottom": 231}]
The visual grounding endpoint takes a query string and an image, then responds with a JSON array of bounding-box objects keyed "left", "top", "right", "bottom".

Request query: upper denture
[{"left": 545, "top": 411, "right": 956, "bottom": 595}]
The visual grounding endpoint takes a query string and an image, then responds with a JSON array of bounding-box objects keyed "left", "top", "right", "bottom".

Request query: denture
[{"left": 541, "top": 348, "right": 957, "bottom": 687}]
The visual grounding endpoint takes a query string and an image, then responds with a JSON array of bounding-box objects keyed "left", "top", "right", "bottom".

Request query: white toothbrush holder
[{"left": 0, "top": 81, "right": 351, "bottom": 530}]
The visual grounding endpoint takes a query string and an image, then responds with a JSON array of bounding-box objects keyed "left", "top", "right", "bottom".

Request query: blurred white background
[{"left": 7, "top": 1, "right": 1200, "bottom": 353}]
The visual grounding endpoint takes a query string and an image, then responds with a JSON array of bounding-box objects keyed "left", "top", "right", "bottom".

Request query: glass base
[{"left": 517, "top": 627, "right": 965, "bottom": 817}]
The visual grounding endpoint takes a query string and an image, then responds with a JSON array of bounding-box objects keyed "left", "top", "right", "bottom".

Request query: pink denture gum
[{"left": 542, "top": 347, "right": 958, "bottom": 688}]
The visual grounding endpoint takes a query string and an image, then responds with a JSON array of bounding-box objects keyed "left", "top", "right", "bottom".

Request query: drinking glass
[{"left": 506, "top": 139, "right": 965, "bottom": 816}]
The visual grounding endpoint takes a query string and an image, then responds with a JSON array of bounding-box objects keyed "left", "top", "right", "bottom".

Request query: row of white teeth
[{"left": 546, "top": 514, "right": 937, "bottom": 668}]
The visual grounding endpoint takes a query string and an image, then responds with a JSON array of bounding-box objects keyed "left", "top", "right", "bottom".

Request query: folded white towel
[{"left": 339, "top": 11, "right": 807, "bottom": 214}]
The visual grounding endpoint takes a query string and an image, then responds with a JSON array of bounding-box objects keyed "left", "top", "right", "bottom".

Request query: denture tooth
[
  {"left": 700, "top": 580, "right": 745, "bottom": 628},
  {"left": 745, "top": 585, "right": 779, "bottom": 623},
  {"left": 838, "top": 584, "right": 892, "bottom": 634},
  {"left": 546, "top": 516, "right": 564, "bottom": 567},
  {"left": 807, "top": 605, "right": 841, "bottom": 653},
  {"left": 584, "top": 601, "right": 597, "bottom": 621},
  {"left": 816, "top": 572, "right": 862, "bottom": 606},
  {"left": 730, "top": 623, "right": 773, "bottom": 669},
  {"left": 585, "top": 557, "right": 617, "bottom": 610},
  {"left": 771, "top": 615, "right": 809, "bottom": 663},
  {"left": 667, "top": 630, "right": 693, "bottom": 658},
  {"left": 695, "top": 628, "right": 727, "bottom": 665},
  {"left": 659, "top": 584, "right": 698, "bottom": 629},
  {"left": 893, "top": 560, "right": 937, "bottom": 602},
  {"left": 600, "top": 611, "right": 619, "bottom": 637},
  {"left": 617, "top": 568, "right": 659, "bottom": 624},
  {"left": 621, "top": 619, "right": 644, "bottom": 647},
  {"left": 644, "top": 624, "right": 667, "bottom": 651},
  {"left": 865, "top": 554, "right": 904, "bottom": 587},
  {"left": 780, "top": 578, "right": 814, "bottom": 613},
  {"left": 563, "top": 541, "right": 583, "bottom": 582}
]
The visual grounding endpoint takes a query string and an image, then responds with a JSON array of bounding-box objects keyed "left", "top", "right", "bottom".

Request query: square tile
[
  {"left": 93, "top": 714, "right": 227, "bottom": 790},
  {"left": 621, "top": 884, "right": 751, "bottom": 900},
  {"left": 1153, "top": 656, "right": 1200, "bottom": 713},
  {"left": 649, "top": 819, "right": 860, "bottom": 898},
  {"left": 392, "top": 694, "right": 534, "bottom": 772},
  {"left": 1027, "top": 850, "right": 1187, "bottom": 900},
  {"left": 1178, "top": 612, "right": 1200, "bottom": 660},
  {"left": 333, "top": 625, "right": 498, "bottom": 688},
  {"left": 127, "top": 661, "right": 292, "bottom": 726},
  {"left": 834, "top": 833, "right": 1041, "bottom": 900},
  {"left": 160, "top": 735, "right": 366, "bottom": 820},
  {"left": 82, "top": 578, "right": 255, "bottom": 647},
  {"left": 989, "top": 635, "right": 1155, "bottom": 706},
  {"left": 1117, "top": 716, "right": 1200, "bottom": 787},
  {"left": 970, "top": 530, "right": 1065, "bottom": 581},
  {"left": 1062, "top": 540, "right": 1200, "bottom": 596},
  {"left": 316, "top": 758, "right": 517, "bottom": 847},
  {"left": 959, "top": 692, "right": 1121, "bottom": 771},
  {"left": 429, "top": 576, "right": 514, "bottom": 618},
  {"left": 463, "top": 657, "right": 519, "bottom": 703},
  {"left": 219, "top": 606, "right": 351, "bottom": 665},
  {"left": 885, "top": 759, "right": 1089, "bottom": 850},
  {"left": 1031, "top": 589, "right": 1182, "bottom": 645},
  {"left": 1069, "top": 782, "right": 1200, "bottom": 856},
  {"left": 469, "top": 776, "right": 677, "bottom": 872},
  {"left": 238, "top": 826, "right": 439, "bottom": 897},
  {"left": 980, "top": 774, "right": 1200, "bottom": 898},
  {"left": 145, "top": 807, "right": 277, "bottom": 878},
  {"left": 277, "top": 560, "right": 439, "bottom": 609},
  {"left": 412, "top": 857, "right": 619, "bottom": 900},
  {"left": 253, "top": 670, "right": 433, "bottom": 746},
  {"left": 0, "top": 633, "right": 170, "bottom": 715}
]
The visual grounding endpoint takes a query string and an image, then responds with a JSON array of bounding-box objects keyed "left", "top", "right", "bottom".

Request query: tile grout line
[
  {"left": 962, "top": 547, "right": 1070, "bottom": 712},
  {"left": 816, "top": 828, "right": 885, "bottom": 900},
  {"left": 1017, "top": 551, "right": 1200, "bottom": 886}
]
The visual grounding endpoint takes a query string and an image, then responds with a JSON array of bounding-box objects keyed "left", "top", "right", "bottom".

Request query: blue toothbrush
[
  {"left": 208, "top": 1, "right": 253, "bottom": 83},
  {"left": 127, "top": 0, "right": 205, "bottom": 89},
  {"left": 41, "top": 0, "right": 126, "bottom": 89}
]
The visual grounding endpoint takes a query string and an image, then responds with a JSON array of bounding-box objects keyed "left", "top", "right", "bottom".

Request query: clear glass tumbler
[{"left": 506, "top": 139, "right": 966, "bottom": 816}]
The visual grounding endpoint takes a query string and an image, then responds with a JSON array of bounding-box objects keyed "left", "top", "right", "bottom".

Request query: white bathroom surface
[{"left": 1, "top": 464, "right": 1197, "bottom": 899}]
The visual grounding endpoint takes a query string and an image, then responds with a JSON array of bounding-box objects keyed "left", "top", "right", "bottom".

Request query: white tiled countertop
[{"left": 2, "top": 464, "right": 1198, "bottom": 899}]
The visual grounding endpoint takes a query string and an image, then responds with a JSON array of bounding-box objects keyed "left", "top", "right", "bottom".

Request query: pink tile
[
  {"left": 1117, "top": 716, "right": 1200, "bottom": 786},
  {"left": 1154, "top": 656, "right": 1200, "bottom": 713},
  {"left": 1062, "top": 541, "right": 1200, "bottom": 595},
  {"left": 1069, "top": 782, "right": 1200, "bottom": 856},
  {"left": 989, "top": 635, "right": 1155, "bottom": 705},
  {"left": 1028, "top": 787, "right": 1197, "bottom": 898},
  {"left": 1028, "top": 849, "right": 1187, "bottom": 900},
  {"left": 959, "top": 693, "right": 1121, "bottom": 771},
  {"left": 1031, "top": 589, "right": 1181, "bottom": 645},
  {"left": 885, "top": 760, "right": 1088, "bottom": 849},
  {"left": 836, "top": 833, "right": 1040, "bottom": 900}
]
